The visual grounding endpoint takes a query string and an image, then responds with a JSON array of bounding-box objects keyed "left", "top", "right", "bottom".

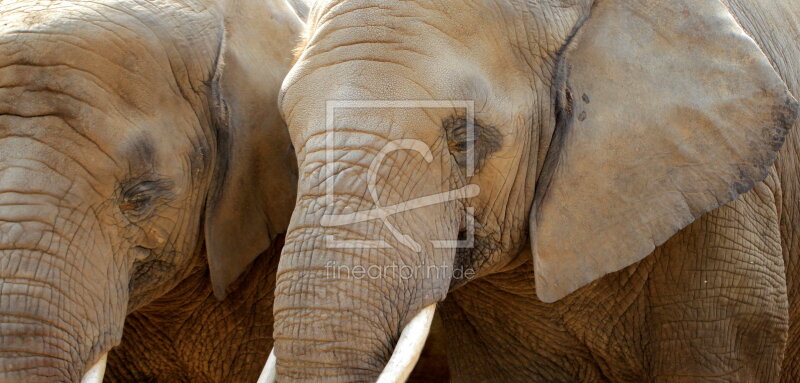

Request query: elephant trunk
[
  {"left": 272, "top": 134, "right": 463, "bottom": 381},
  {"left": 0, "top": 247, "right": 114, "bottom": 382},
  {"left": 0, "top": 167, "right": 121, "bottom": 382},
  {"left": 273, "top": 223, "right": 451, "bottom": 381}
]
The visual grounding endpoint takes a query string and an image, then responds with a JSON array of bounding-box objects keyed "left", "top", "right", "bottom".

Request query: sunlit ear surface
[{"left": 531, "top": 0, "right": 798, "bottom": 303}]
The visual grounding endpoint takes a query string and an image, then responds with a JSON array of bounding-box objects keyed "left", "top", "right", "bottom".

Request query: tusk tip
[
  {"left": 80, "top": 353, "right": 107, "bottom": 383},
  {"left": 257, "top": 349, "right": 277, "bottom": 383},
  {"left": 376, "top": 304, "right": 437, "bottom": 383}
]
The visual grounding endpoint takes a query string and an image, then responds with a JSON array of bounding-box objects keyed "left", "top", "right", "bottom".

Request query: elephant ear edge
[
  {"left": 285, "top": 0, "right": 313, "bottom": 22},
  {"left": 530, "top": 0, "right": 798, "bottom": 303},
  {"left": 205, "top": 0, "right": 302, "bottom": 300}
]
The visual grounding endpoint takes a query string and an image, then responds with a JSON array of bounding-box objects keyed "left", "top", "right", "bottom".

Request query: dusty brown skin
[
  {"left": 105, "top": 240, "right": 282, "bottom": 383},
  {"left": 727, "top": 3, "right": 800, "bottom": 381},
  {"left": 274, "top": 0, "right": 800, "bottom": 381},
  {"left": 105, "top": 235, "right": 449, "bottom": 382},
  {"left": 0, "top": 0, "right": 300, "bottom": 381}
]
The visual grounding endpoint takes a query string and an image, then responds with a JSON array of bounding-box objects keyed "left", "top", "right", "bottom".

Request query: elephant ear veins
[{"left": 530, "top": 0, "right": 798, "bottom": 303}]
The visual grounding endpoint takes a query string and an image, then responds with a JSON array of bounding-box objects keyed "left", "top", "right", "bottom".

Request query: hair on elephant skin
[
  {"left": 0, "top": 0, "right": 302, "bottom": 381},
  {"left": 271, "top": 0, "right": 800, "bottom": 381}
]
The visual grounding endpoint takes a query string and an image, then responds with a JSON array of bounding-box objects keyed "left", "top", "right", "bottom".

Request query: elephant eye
[
  {"left": 119, "top": 194, "right": 151, "bottom": 214},
  {"left": 448, "top": 137, "right": 469, "bottom": 153},
  {"left": 119, "top": 179, "right": 174, "bottom": 220},
  {"left": 443, "top": 116, "right": 502, "bottom": 173},
  {"left": 445, "top": 117, "right": 472, "bottom": 154}
]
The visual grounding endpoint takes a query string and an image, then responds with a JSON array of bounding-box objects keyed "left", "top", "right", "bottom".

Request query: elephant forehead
[
  {"left": 0, "top": 1, "right": 219, "bottom": 185},
  {"left": 0, "top": 0, "right": 222, "bottom": 107}
]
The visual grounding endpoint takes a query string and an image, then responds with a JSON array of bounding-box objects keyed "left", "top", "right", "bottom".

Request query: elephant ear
[
  {"left": 206, "top": 0, "right": 301, "bottom": 299},
  {"left": 531, "top": 0, "right": 798, "bottom": 303},
  {"left": 285, "top": 0, "right": 313, "bottom": 22}
]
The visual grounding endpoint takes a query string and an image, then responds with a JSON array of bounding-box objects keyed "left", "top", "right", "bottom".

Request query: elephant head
[
  {"left": 270, "top": 0, "right": 799, "bottom": 380},
  {"left": 0, "top": 0, "right": 301, "bottom": 381}
]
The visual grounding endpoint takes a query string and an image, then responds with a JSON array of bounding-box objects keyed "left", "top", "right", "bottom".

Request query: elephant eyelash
[
  {"left": 448, "top": 140, "right": 468, "bottom": 153},
  {"left": 118, "top": 179, "right": 174, "bottom": 220},
  {"left": 443, "top": 116, "right": 502, "bottom": 172},
  {"left": 444, "top": 117, "right": 471, "bottom": 152},
  {"left": 119, "top": 194, "right": 152, "bottom": 214}
]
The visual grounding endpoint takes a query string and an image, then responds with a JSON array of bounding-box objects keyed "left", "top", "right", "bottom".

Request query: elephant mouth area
[
  {"left": 130, "top": 258, "right": 175, "bottom": 285},
  {"left": 449, "top": 225, "right": 500, "bottom": 290},
  {"left": 127, "top": 250, "right": 179, "bottom": 310},
  {"left": 447, "top": 201, "right": 526, "bottom": 290}
]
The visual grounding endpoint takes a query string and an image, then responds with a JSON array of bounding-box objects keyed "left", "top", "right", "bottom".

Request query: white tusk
[
  {"left": 80, "top": 353, "right": 107, "bottom": 383},
  {"left": 376, "top": 304, "right": 436, "bottom": 383},
  {"left": 257, "top": 349, "right": 277, "bottom": 383},
  {"left": 257, "top": 304, "right": 435, "bottom": 383}
]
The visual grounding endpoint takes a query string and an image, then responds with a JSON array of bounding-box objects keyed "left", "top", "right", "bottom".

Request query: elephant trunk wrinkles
[
  {"left": 0, "top": 246, "right": 119, "bottom": 383},
  {"left": 0, "top": 174, "right": 118, "bottom": 382},
  {"left": 0, "top": 266, "right": 83, "bottom": 382},
  {"left": 273, "top": 159, "right": 460, "bottom": 381}
]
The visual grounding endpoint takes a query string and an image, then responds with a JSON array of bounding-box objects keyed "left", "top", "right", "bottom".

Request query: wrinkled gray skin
[
  {"left": 0, "top": 0, "right": 300, "bottom": 381},
  {"left": 274, "top": 0, "right": 800, "bottom": 381}
]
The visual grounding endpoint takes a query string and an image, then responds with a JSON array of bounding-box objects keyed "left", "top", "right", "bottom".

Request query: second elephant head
[{"left": 271, "top": 0, "right": 800, "bottom": 380}]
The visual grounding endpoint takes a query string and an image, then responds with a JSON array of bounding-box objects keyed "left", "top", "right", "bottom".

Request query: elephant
[
  {"left": 106, "top": 230, "right": 449, "bottom": 382},
  {"left": 267, "top": 0, "right": 800, "bottom": 381},
  {"left": 0, "top": 0, "right": 302, "bottom": 381},
  {"left": 104, "top": 238, "right": 285, "bottom": 382}
]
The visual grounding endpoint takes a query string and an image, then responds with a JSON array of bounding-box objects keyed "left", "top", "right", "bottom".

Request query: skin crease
[
  {"left": 0, "top": 0, "right": 300, "bottom": 381},
  {"left": 275, "top": 0, "right": 800, "bottom": 382},
  {"left": 104, "top": 240, "right": 282, "bottom": 383},
  {"left": 105, "top": 235, "right": 451, "bottom": 382},
  {"left": 722, "top": 2, "right": 800, "bottom": 381}
]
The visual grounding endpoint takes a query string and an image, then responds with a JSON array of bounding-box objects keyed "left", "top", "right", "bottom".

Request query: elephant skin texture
[
  {"left": 0, "top": 0, "right": 301, "bottom": 381},
  {"left": 272, "top": 0, "right": 800, "bottom": 382},
  {"left": 105, "top": 237, "right": 451, "bottom": 382},
  {"left": 106, "top": 241, "right": 283, "bottom": 383}
]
